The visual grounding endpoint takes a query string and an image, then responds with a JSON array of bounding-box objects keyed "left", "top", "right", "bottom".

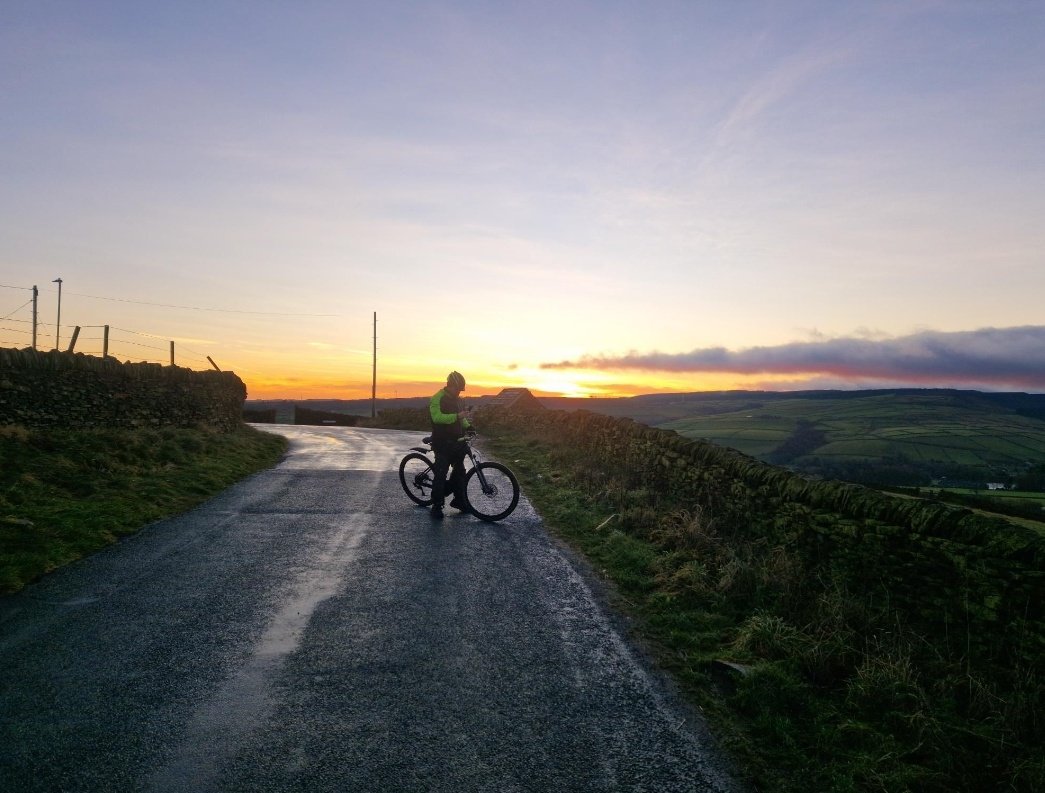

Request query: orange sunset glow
[{"left": 2, "top": 4, "right": 1043, "bottom": 399}]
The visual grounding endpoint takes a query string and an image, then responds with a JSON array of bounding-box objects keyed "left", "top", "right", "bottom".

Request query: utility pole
[
  {"left": 31, "top": 285, "right": 38, "bottom": 349},
  {"left": 371, "top": 311, "right": 377, "bottom": 418},
  {"left": 52, "top": 278, "right": 62, "bottom": 350}
]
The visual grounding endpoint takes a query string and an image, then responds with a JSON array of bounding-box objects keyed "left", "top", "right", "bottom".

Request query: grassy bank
[
  {"left": 482, "top": 428, "right": 1044, "bottom": 793},
  {"left": 0, "top": 423, "right": 287, "bottom": 594}
]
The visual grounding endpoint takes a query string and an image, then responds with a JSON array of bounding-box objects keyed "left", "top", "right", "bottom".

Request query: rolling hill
[{"left": 555, "top": 389, "right": 1045, "bottom": 485}]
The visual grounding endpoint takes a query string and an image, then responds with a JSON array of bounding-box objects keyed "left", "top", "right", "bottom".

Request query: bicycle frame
[{"left": 412, "top": 435, "right": 495, "bottom": 495}]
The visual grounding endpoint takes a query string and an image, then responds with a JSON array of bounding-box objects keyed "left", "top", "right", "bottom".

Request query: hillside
[{"left": 553, "top": 389, "right": 1045, "bottom": 486}]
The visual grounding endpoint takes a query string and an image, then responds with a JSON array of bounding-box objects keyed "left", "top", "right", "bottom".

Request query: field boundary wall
[{"left": 0, "top": 348, "right": 246, "bottom": 431}]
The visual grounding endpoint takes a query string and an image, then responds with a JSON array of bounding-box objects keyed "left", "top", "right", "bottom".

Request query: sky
[{"left": 2, "top": 0, "right": 1044, "bottom": 400}]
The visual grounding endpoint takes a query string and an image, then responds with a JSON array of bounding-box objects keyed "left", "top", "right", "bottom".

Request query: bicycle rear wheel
[
  {"left": 463, "top": 462, "right": 520, "bottom": 522},
  {"left": 399, "top": 452, "right": 435, "bottom": 506}
]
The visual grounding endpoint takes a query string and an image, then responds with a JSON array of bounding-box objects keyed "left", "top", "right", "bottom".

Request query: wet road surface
[{"left": 0, "top": 425, "right": 741, "bottom": 792}]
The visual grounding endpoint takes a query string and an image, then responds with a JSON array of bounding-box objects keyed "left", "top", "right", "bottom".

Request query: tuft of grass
[
  {"left": 0, "top": 423, "right": 287, "bottom": 594},
  {"left": 733, "top": 612, "right": 807, "bottom": 661}
]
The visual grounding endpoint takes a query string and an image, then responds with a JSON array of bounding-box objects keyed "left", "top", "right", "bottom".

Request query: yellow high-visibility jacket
[{"left": 429, "top": 387, "right": 471, "bottom": 444}]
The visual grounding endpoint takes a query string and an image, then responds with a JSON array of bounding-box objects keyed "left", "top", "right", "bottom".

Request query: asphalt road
[{"left": 0, "top": 425, "right": 742, "bottom": 792}]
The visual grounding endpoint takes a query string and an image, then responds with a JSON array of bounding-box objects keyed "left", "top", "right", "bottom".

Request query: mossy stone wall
[
  {"left": 484, "top": 408, "right": 1044, "bottom": 674},
  {"left": 0, "top": 348, "right": 246, "bottom": 431}
]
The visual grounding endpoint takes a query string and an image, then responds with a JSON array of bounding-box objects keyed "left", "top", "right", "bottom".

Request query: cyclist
[{"left": 428, "top": 370, "right": 472, "bottom": 519}]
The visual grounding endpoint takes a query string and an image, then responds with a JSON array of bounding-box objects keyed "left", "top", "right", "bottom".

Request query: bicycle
[{"left": 398, "top": 431, "right": 520, "bottom": 522}]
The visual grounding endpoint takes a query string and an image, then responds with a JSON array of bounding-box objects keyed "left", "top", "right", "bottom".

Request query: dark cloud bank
[{"left": 541, "top": 326, "right": 1045, "bottom": 391}]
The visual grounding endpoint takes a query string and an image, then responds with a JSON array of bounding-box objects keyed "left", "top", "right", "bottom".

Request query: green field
[
  {"left": 931, "top": 487, "right": 1045, "bottom": 528},
  {"left": 650, "top": 392, "right": 1045, "bottom": 483},
  {"left": 659, "top": 412, "right": 793, "bottom": 456}
]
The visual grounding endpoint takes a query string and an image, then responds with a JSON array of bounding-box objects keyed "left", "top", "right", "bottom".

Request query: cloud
[
  {"left": 540, "top": 326, "right": 1045, "bottom": 390},
  {"left": 715, "top": 48, "right": 839, "bottom": 146}
]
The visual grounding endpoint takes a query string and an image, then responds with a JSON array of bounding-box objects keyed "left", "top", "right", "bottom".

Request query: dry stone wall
[
  {"left": 0, "top": 348, "right": 246, "bottom": 431},
  {"left": 482, "top": 407, "right": 1045, "bottom": 676}
]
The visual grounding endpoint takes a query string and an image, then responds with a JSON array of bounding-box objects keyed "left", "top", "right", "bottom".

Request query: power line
[
  {"left": 68, "top": 291, "right": 342, "bottom": 317},
  {"left": 2, "top": 300, "right": 32, "bottom": 321},
  {"left": 5, "top": 282, "right": 340, "bottom": 316},
  {"left": 110, "top": 325, "right": 172, "bottom": 340},
  {"left": 110, "top": 337, "right": 167, "bottom": 352},
  {"left": 106, "top": 329, "right": 217, "bottom": 362},
  {"left": 178, "top": 343, "right": 215, "bottom": 360}
]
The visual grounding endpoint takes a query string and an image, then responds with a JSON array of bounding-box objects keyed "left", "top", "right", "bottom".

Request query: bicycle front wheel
[
  {"left": 463, "top": 462, "right": 520, "bottom": 522},
  {"left": 399, "top": 452, "right": 435, "bottom": 506}
]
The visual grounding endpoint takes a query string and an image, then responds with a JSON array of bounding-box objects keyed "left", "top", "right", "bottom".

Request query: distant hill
[
  {"left": 543, "top": 388, "right": 1045, "bottom": 423},
  {"left": 246, "top": 389, "right": 1045, "bottom": 486},
  {"left": 559, "top": 389, "right": 1045, "bottom": 486}
]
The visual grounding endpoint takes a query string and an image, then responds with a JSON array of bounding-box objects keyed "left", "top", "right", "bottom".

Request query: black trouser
[{"left": 431, "top": 439, "right": 467, "bottom": 508}]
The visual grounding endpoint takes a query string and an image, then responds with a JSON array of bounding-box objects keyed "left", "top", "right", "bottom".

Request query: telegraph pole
[
  {"left": 52, "top": 278, "right": 62, "bottom": 350},
  {"left": 371, "top": 311, "right": 377, "bottom": 418},
  {"left": 31, "top": 285, "right": 38, "bottom": 349}
]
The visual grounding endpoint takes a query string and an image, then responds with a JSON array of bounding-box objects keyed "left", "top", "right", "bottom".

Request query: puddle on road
[
  {"left": 146, "top": 516, "right": 369, "bottom": 793},
  {"left": 259, "top": 426, "right": 409, "bottom": 472}
]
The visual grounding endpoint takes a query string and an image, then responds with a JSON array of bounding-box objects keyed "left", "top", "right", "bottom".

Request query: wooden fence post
[
  {"left": 66, "top": 326, "right": 80, "bottom": 353},
  {"left": 103, "top": 325, "right": 109, "bottom": 358},
  {"left": 169, "top": 341, "right": 174, "bottom": 366}
]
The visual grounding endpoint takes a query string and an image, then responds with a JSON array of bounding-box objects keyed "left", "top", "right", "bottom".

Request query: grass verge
[
  {"left": 484, "top": 430, "right": 1044, "bottom": 793},
  {"left": 0, "top": 423, "right": 288, "bottom": 594}
]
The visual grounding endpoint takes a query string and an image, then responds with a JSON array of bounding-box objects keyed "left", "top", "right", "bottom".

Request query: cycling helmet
[{"left": 447, "top": 371, "right": 466, "bottom": 391}]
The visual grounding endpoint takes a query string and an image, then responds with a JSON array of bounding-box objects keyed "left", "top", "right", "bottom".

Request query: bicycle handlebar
[{"left": 421, "top": 429, "right": 476, "bottom": 445}]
